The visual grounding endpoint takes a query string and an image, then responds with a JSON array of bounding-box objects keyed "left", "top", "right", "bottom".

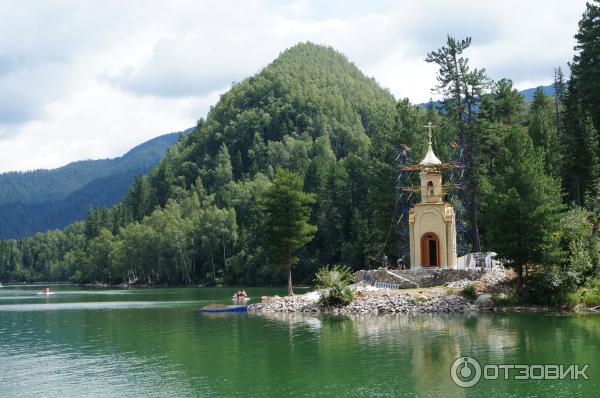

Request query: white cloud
[
  {"left": 0, "top": 82, "right": 220, "bottom": 171},
  {"left": 0, "top": 0, "right": 590, "bottom": 171}
]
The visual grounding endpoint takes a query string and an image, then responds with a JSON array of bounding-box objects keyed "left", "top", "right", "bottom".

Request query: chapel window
[{"left": 427, "top": 181, "right": 434, "bottom": 196}]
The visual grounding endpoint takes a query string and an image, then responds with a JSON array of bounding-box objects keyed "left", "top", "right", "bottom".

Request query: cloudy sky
[{"left": 0, "top": 0, "right": 588, "bottom": 172}]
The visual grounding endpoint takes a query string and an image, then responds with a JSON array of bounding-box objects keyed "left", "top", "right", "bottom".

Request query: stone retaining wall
[{"left": 354, "top": 268, "right": 487, "bottom": 288}]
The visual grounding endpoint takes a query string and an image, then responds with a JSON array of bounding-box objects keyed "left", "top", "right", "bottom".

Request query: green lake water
[{"left": 1, "top": 285, "right": 599, "bottom": 397}]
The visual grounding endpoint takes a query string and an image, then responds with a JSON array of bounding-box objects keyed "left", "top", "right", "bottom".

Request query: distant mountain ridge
[
  {"left": 419, "top": 84, "right": 555, "bottom": 108},
  {"left": 518, "top": 84, "right": 555, "bottom": 101},
  {"left": 0, "top": 128, "right": 192, "bottom": 238}
]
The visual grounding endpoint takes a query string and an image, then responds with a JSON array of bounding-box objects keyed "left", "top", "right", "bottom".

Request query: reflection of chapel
[{"left": 408, "top": 125, "right": 457, "bottom": 269}]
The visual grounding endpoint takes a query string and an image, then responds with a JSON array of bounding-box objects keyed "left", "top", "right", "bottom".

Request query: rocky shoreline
[
  {"left": 248, "top": 290, "right": 476, "bottom": 315},
  {"left": 248, "top": 267, "right": 513, "bottom": 315},
  {"left": 247, "top": 267, "right": 592, "bottom": 315}
]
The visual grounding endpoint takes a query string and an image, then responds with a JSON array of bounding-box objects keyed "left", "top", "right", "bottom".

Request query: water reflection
[
  {"left": 252, "top": 312, "right": 600, "bottom": 397},
  {"left": 256, "top": 312, "right": 325, "bottom": 330}
]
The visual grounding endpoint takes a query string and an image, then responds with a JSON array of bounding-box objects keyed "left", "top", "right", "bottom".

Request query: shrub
[
  {"left": 319, "top": 285, "right": 354, "bottom": 306},
  {"left": 589, "top": 277, "right": 600, "bottom": 289},
  {"left": 314, "top": 265, "right": 354, "bottom": 289},
  {"left": 461, "top": 284, "right": 477, "bottom": 301},
  {"left": 582, "top": 289, "right": 600, "bottom": 306},
  {"left": 522, "top": 269, "right": 573, "bottom": 306},
  {"left": 491, "top": 291, "right": 519, "bottom": 306},
  {"left": 568, "top": 237, "right": 597, "bottom": 285},
  {"left": 567, "top": 284, "right": 600, "bottom": 307},
  {"left": 314, "top": 265, "right": 355, "bottom": 307}
]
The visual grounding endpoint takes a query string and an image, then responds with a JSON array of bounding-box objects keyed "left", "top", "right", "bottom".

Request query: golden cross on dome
[{"left": 424, "top": 122, "right": 436, "bottom": 144}]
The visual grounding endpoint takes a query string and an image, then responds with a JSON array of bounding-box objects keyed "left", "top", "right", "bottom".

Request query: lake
[{"left": 0, "top": 285, "right": 599, "bottom": 397}]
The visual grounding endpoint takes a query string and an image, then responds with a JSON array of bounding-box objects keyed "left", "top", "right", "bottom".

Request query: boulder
[{"left": 476, "top": 294, "right": 494, "bottom": 309}]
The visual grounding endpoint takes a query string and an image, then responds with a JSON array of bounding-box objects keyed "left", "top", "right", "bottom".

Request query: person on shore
[
  {"left": 383, "top": 254, "right": 389, "bottom": 269},
  {"left": 397, "top": 257, "right": 406, "bottom": 270}
]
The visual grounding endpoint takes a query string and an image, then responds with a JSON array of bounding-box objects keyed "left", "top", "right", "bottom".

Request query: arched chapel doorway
[{"left": 420, "top": 232, "right": 440, "bottom": 267}]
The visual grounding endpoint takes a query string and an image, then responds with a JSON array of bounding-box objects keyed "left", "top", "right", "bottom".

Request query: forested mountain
[
  {"left": 0, "top": 43, "right": 409, "bottom": 284},
  {"left": 0, "top": 130, "right": 190, "bottom": 238},
  {"left": 519, "top": 84, "right": 554, "bottom": 102},
  {"left": 2, "top": 16, "right": 600, "bottom": 308},
  {"left": 90, "top": 42, "right": 404, "bottom": 286}
]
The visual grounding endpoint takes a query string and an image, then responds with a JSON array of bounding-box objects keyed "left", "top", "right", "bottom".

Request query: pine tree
[
  {"left": 125, "top": 176, "right": 153, "bottom": 221},
  {"left": 582, "top": 116, "right": 600, "bottom": 212},
  {"left": 561, "top": 82, "right": 600, "bottom": 206},
  {"left": 425, "top": 35, "right": 490, "bottom": 251},
  {"left": 480, "top": 78, "right": 524, "bottom": 125},
  {"left": 485, "top": 127, "right": 563, "bottom": 292},
  {"left": 213, "top": 143, "right": 233, "bottom": 206},
  {"left": 561, "top": 3, "right": 600, "bottom": 206},
  {"left": 553, "top": 67, "right": 566, "bottom": 130},
  {"left": 572, "top": 0, "right": 600, "bottom": 128},
  {"left": 248, "top": 132, "right": 268, "bottom": 174},
  {"left": 154, "top": 161, "right": 175, "bottom": 207},
  {"left": 528, "top": 88, "right": 560, "bottom": 175},
  {"left": 214, "top": 143, "right": 233, "bottom": 188},
  {"left": 262, "top": 168, "right": 317, "bottom": 295},
  {"left": 561, "top": 79, "right": 583, "bottom": 204}
]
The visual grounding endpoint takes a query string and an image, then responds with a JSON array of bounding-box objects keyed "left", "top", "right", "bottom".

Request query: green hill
[
  {"left": 0, "top": 42, "right": 430, "bottom": 284},
  {"left": 0, "top": 129, "right": 190, "bottom": 238}
]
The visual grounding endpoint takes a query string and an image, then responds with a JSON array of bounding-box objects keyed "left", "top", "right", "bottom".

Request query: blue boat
[{"left": 196, "top": 305, "right": 248, "bottom": 313}]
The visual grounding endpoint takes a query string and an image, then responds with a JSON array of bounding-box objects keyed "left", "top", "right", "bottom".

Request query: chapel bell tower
[{"left": 408, "top": 123, "right": 457, "bottom": 269}]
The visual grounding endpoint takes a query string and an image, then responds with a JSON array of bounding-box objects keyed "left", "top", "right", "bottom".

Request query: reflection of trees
[
  {"left": 344, "top": 315, "right": 475, "bottom": 398},
  {"left": 258, "top": 313, "right": 524, "bottom": 397},
  {"left": 61, "top": 308, "right": 600, "bottom": 396}
]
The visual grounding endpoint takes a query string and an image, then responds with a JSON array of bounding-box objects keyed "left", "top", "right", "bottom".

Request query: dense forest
[
  {"left": 2, "top": 2, "right": 600, "bottom": 305},
  {"left": 0, "top": 130, "right": 189, "bottom": 238}
]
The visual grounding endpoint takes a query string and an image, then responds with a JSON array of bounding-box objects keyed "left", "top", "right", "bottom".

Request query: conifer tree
[
  {"left": 425, "top": 35, "right": 490, "bottom": 251},
  {"left": 248, "top": 132, "right": 268, "bottom": 174},
  {"left": 263, "top": 168, "right": 317, "bottom": 296},
  {"left": 553, "top": 67, "right": 566, "bottom": 129},
  {"left": 528, "top": 88, "right": 560, "bottom": 175},
  {"left": 214, "top": 143, "right": 233, "bottom": 188},
  {"left": 571, "top": 0, "right": 600, "bottom": 128},
  {"left": 582, "top": 116, "right": 600, "bottom": 212},
  {"left": 213, "top": 143, "right": 234, "bottom": 206},
  {"left": 480, "top": 78, "right": 524, "bottom": 125},
  {"left": 561, "top": 79, "right": 584, "bottom": 204},
  {"left": 262, "top": 168, "right": 317, "bottom": 295},
  {"left": 562, "top": 1, "right": 600, "bottom": 207},
  {"left": 486, "top": 127, "right": 563, "bottom": 292},
  {"left": 561, "top": 84, "right": 600, "bottom": 206},
  {"left": 154, "top": 161, "right": 175, "bottom": 207}
]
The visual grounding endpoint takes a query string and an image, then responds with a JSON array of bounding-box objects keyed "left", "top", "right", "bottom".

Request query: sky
[{"left": 0, "top": 0, "right": 589, "bottom": 172}]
